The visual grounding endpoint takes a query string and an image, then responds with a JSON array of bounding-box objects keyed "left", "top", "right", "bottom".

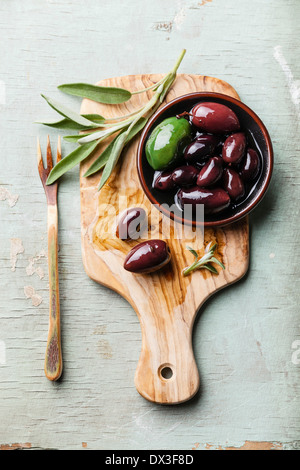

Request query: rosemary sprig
[
  {"left": 40, "top": 49, "right": 186, "bottom": 188},
  {"left": 183, "top": 243, "right": 225, "bottom": 277}
]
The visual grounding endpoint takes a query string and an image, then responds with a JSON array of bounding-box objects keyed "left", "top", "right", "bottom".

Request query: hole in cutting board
[{"left": 159, "top": 364, "right": 174, "bottom": 380}]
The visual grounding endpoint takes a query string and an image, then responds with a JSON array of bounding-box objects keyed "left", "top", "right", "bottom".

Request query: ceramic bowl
[{"left": 137, "top": 92, "right": 273, "bottom": 227}]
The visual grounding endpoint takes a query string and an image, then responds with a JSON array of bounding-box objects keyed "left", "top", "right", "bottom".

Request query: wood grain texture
[
  {"left": 80, "top": 74, "right": 249, "bottom": 404},
  {"left": 44, "top": 204, "right": 63, "bottom": 381}
]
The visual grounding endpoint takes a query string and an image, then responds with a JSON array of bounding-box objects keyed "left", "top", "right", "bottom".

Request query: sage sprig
[
  {"left": 36, "top": 114, "right": 105, "bottom": 130},
  {"left": 83, "top": 49, "right": 185, "bottom": 190},
  {"left": 40, "top": 49, "right": 186, "bottom": 188},
  {"left": 57, "top": 75, "right": 168, "bottom": 103},
  {"left": 58, "top": 83, "right": 132, "bottom": 104},
  {"left": 183, "top": 243, "right": 225, "bottom": 277},
  {"left": 97, "top": 81, "right": 166, "bottom": 190}
]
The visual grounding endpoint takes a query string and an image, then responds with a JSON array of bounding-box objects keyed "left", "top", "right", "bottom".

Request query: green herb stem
[
  {"left": 183, "top": 243, "right": 225, "bottom": 277},
  {"left": 78, "top": 121, "right": 130, "bottom": 144},
  {"left": 131, "top": 76, "right": 167, "bottom": 95},
  {"left": 84, "top": 117, "right": 147, "bottom": 177},
  {"left": 171, "top": 48, "right": 186, "bottom": 75}
]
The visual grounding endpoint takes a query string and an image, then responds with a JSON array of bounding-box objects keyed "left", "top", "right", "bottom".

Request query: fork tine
[
  {"left": 37, "top": 137, "right": 44, "bottom": 170},
  {"left": 57, "top": 136, "right": 62, "bottom": 163},
  {"left": 46, "top": 135, "right": 53, "bottom": 170}
]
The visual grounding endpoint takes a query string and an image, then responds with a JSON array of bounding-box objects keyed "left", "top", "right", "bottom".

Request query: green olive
[{"left": 145, "top": 117, "right": 192, "bottom": 170}]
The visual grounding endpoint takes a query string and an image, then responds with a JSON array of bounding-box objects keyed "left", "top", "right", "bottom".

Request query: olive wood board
[{"left": 80, "top": 73, "right": 249, "bottom": 405}]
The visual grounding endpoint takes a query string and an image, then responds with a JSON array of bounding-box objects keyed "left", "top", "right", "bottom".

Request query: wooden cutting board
[{"left": 80, "top": 74, "right": 249, "bottom": 404}]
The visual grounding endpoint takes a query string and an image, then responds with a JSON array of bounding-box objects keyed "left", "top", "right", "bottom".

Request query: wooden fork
[{"left": 37, "top": 136, "right": 63, "bottom": 381}]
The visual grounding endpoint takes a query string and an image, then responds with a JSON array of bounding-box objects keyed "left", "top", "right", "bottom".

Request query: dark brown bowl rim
[{"left": 137, "top": 92, "right": 273, "bottom": 227}]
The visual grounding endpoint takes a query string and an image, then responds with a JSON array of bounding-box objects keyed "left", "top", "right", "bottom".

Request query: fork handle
[{"left": 44, "top": 204, "right": 63, "bottom": 381}]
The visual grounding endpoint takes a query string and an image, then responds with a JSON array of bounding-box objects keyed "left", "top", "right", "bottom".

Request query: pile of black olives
[{"left": 146, "top": 101, "right": 261, "bottom": 216}]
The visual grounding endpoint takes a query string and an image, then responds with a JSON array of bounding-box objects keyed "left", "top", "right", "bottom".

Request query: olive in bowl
[{"left": 137, "top": 92, "right": 273, "bottom": 227}]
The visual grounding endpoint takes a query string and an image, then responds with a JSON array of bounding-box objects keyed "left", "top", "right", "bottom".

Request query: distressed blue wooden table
[{"left": 0, "top": 0, "right": 299, "bottom": 450}]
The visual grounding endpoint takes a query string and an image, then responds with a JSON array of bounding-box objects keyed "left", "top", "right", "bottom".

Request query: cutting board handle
[{"left": 134, "top": 307, "right": 200, "bottom": 404}]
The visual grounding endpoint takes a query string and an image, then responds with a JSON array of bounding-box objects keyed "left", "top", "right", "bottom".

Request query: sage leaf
[
  {"left": 37, "top": 113, "right": 105, "bottom": 130},
  {"left": 84, "top": 117, "right": 147, "bottom": 177},
  {"left": 98, "top": 132, "right": 128, "bottom": 190},
  {"left": 46, "top": 140, "right": 99, "bottom": 185},
  {"left": 82, "top": 114, "right": 106, "bottom": 123},
  {"left": 58, "top": 83, "right": 132, "bottom": 104},
  {"left": 63, "top": 134, "right": 93, "bottom": 142},
  {"left": 41, "top": 94, "right": 99, "bottom": 128},
  {"left": 36, "top": 118, "right": 88, "bottom": 131}
]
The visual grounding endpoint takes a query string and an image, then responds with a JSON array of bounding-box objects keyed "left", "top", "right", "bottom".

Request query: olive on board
[
  {"left": 190, "top": 102, "right": 240, "bottom": 134},
  {"left": 196, "top": 156, "right": 223, "bottom": 187},
  {"left": 222, "top": 132, "right": 246, "bottom": 164},
  {"left": 223, "top": 168, "right": 245, "bottom": 201},
  {"left": 145, "top": 117, "right": 192, "bottom": 170},
  {"left": 116, "top": 207, "right": 147, "bottom": 240},
  {"left": 123, "top": 240, "right": 171, "bottom": 274},
  {"left": 177, "top": 186, "right": 231, "bottom": 214}
]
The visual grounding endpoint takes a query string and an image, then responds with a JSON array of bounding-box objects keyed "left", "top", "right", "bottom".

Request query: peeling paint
[
  {"left": 153, "top": 22, "right": 173, "bottom": 33},
  {"left": 198, "top": 0, "right": 213, "bottom": 6},
  {"left": 192, "top": 441, "right": 283, "bottom": 450},
  {"left": 24, "top": 285, "right": 43, "bottom": 307},
  {"left": 97, "top": 339, "right": 113, "bottom": 359},
  {"left": 274, "top": 45, "right": 300, "bottom": 120},
  {"left": 94, "top": 324, "right": 112, "bottom": 358},
  {"left": 153, "top": 0, "right": 212, "bottom": 34},
  {"left": 0, "top": 186, "right": 19, "bottom": 207},
  {"left": 0, "top": 442, "right": 32, "bottom": 450},
  {"left": 225, "top": 441, "right": 283, "bottom": 451},
  {"left": 26, "top": 250, "right": 47, "bottom": 279},
  {"left": 93, "top": 325, "right": 107, "bottom": 335},
  {"left": 0, "top": 80, "right": 6, "bottom": 105},
  {"left": 173, "top": 6, "right": 186, "bottom": 30},
  {"left": 10, "top": 238, "right": 24, "bottom": 271}
]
